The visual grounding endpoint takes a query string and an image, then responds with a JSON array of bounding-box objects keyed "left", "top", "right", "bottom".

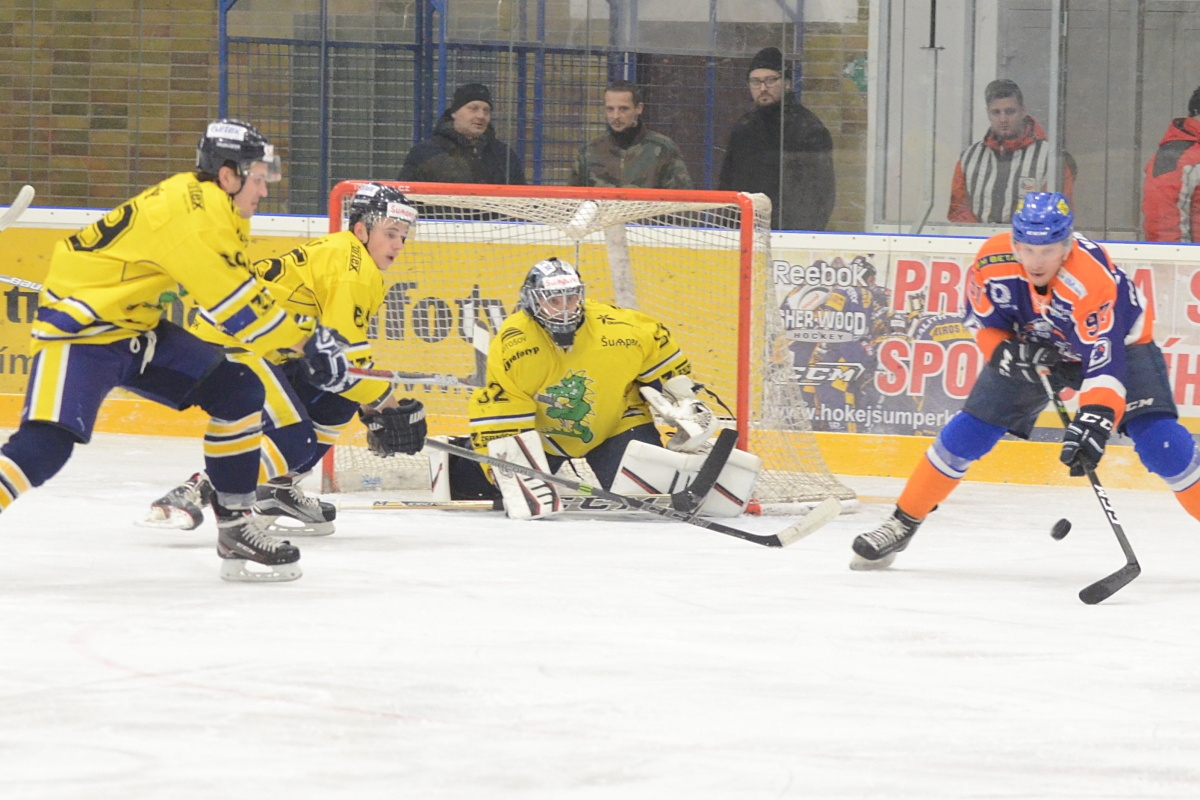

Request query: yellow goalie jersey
[
  {"left": 469, "top": 300, "right": 692, "bottom": 459},
  {"left": 35, "top": 172, "right": 303, "bottom": 356},
  {"left": 192, "top": 229, "right": 391, "bottom": 406}
]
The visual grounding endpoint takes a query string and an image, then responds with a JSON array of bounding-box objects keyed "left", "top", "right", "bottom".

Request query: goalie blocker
[{"left": 427, "top": 430, "right": 761, "bottom": 519}]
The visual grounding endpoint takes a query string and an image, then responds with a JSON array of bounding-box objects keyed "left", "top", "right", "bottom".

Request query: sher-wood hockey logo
[{"left": 775, "top": 255, "right": 878, "bottom": 344}]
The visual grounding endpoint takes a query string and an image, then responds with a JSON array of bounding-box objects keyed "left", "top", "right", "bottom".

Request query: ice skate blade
[
  {"left": 219, "top": 557, "right": 303, "bottom": 583},
  {"left": 849, "top": 552, "right": 897, "bottom": 571},
  {"left": 257, "top": 514, "right": 335, "bottom": 537},
  {"left": 134, "top": 506, "right": 203, "bottom": 531}
]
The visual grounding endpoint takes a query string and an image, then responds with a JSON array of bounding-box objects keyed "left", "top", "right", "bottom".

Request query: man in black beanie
[
  {"left": 1143, "top": 85, "right": 1200, "bottom": 242},
  {"left": 399, "top": 82, "right": 525, "bottom": 185},
  {"left": 718, "top": 46, "right": 835, "bottom": 231}
]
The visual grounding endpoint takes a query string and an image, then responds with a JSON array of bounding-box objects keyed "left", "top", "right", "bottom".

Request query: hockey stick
[
  {"left": 336, "top": 492, "right": 736, "bottom": 516},
  {"left": 424, "top": 437, "right": 841, "bottom": 547},
  {"left": 0, "top": 185, "right": 35, "bottom": 233},
  {"left": 0, "top": 274, "right": 42, "bottom": 291},
  {"left": 338, "top": 429, "right": 738, "bottom": 517},
  {"left": 1038, "top": 370, "right": 1140, "bottom": 604},
  {"left": 347, "top": 365, "right": 556, "bottom": 406},
  {"left": 666, "top": 427, "right": 737, "bottom": 515}
]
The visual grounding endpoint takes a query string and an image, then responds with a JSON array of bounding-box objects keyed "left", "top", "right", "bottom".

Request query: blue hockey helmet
[{"left": 1011, "top": 192, "right": 1074, "bottom": 245}]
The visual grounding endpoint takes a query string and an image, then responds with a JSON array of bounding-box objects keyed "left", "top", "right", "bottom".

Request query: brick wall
[{"left": 0, "top": 0, "right": 219, "bottom": 208}]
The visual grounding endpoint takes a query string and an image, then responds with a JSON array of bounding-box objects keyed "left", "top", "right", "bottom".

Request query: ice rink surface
[{"left": 2, "top": 432, "right": 1200, "bottom": 799}]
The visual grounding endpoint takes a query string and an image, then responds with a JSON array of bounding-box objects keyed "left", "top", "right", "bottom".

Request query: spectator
[
  {"left": 948, "top": 79, "right": 1077, "bottom": 224},
  {"left": 1142, "top": 86, "right": 1200, "bottom": 242},
  {"left": 398, "top": 83, "right": 525, "bottom": 185},
  {"left": 568, "top": 80, "right": 692, "bottom": 189},
  {"left": 718, "top": 46, "right": 835, "bottom": 231}
]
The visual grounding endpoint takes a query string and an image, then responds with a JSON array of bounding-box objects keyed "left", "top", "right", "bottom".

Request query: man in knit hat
[
  {"left": 718, "top": 46, "right": 835, "bottom": 231},
  {"left": 947, "top": 79, "right": 1077, "bottom": 225},
  {"left": 399, "top": 82, "right": 525, "bottom": 185},
  {"left": 1142, "top": 86, "right": 1200, "bottom": 242},
  {"left": 568, "top": 80, "right": 693, "bottom": 190}
]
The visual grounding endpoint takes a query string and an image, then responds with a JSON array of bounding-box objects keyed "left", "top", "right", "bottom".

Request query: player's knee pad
[
  {"left": 1127, "top": 414, "right": 1196, "bottom": 480},
  {"left": 264, "top": 422, "right": 320, "bottom": 477},
  {"left": 938, "top": 412, "right": 1007, "bottom": 462},
  {"left": 188, "top": 358, "right": 266, "bottom": 421},
  {"left": 1, "top": 420, "right": 78, "bottom": 487}
]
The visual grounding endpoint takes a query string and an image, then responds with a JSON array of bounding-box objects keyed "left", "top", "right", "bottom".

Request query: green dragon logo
[{"left": 544, "top": 371, "right": 594, "bottom": 443}]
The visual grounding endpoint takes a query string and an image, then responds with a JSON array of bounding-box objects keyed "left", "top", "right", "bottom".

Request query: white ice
[{"left": 2, "top": 431, "right": 1199, "bottom": 800}]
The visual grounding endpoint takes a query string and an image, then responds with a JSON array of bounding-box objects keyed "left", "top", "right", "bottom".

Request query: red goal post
[{"left": 321, "top": 180, "right": 856, "bottom": 509}]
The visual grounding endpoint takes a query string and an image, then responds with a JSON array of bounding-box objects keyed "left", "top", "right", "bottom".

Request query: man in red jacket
[
  {"left": 948, "top": 79, "right": 1077, "bottom": 224},
  {"left": 1143, "top": 86, "right": 1200, "bottom": 242}
]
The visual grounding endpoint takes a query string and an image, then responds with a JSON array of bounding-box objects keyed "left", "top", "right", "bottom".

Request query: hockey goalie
[{"left": 431, "top": 257, "right": 762, "bottom": 519}]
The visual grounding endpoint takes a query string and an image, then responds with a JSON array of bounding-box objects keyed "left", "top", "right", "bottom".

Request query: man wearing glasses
[{"left": 718, "top": 46, "right": 835, "bottom": 231}]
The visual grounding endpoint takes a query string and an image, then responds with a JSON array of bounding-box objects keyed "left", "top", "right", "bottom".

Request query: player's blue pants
[{"left": 0, "top": 322, "right": 313, "bottom": 511}]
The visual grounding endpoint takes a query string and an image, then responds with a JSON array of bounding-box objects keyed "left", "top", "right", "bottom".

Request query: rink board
[{"left": 0, "top": 208, "right": 1197, "bottom": 489}]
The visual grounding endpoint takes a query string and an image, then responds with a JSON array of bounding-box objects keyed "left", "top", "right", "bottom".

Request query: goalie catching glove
[
  {"left": 639, "top": 375, "right": 719, "bottom": 453},
  {"left": 359, "top": 399, "right": 427, "bottom": 457},
  {"left": 301, "top": 325, "right": 357, "bottom": 393}
]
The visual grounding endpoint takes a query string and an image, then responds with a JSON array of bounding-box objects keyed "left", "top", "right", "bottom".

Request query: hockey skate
[
  {"left": 849, "top": 508, "right": 922, "bottom": 571},
  {"left": 253, "top": 475, "right": 336, "bottom": 536},
  {"left": 216, "top": 505, "right": 302, "bottom": 582},
  {"left": 136, "top": 472, "right": 215, "bottom": 530}
]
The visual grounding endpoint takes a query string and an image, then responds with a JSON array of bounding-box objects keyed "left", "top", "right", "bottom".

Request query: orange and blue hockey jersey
[{"left": 964, "top": 231, "right": 1153, "bottom": 427}]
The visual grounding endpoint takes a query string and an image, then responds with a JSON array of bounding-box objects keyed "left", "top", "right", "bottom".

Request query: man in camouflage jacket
[{"left": 569, "top": 80, "right": 693, "bottom": 190}]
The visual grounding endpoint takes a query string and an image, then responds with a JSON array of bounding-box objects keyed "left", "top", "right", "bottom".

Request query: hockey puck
[{"left": 1051, "top": 518, "right": 1072, "bottom": 540}]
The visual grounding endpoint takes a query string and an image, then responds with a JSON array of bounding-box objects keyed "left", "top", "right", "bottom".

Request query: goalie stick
[
  {"left": 336, "top": 492, "right": 729, "bottom": 515},
  {"left": 341, "top": 428, "right": 740, "bottom": 517},
  {"left": 423, "top": 437, "right": 841, "bottom": 548},
  {"left": 667, "top": 427, "right": 737, "bottom": 515},
  {"left": 1039, "top": 370, "right": 1140, "bottom": 604},
  {"left": 0, "top": 184, "right": 35, "bottom": 233}
]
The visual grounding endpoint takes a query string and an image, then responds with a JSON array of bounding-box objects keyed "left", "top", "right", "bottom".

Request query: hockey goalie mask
[{"left": 521, "top": 258, "right": 585, "bottom": 349}]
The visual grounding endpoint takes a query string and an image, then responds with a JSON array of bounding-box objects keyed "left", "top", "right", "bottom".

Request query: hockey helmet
[
  {"left": 347, "top": 183, "right": 418, "bottom": 232},
  {"left": 1012, "top": 192, "right": 1073, "bottom": 245},
  {"left": 520, "top": 257, "right": 585, "bottom": 348},
  {"left": 195, "top": 119, "right": 281, "bottom": 183}
]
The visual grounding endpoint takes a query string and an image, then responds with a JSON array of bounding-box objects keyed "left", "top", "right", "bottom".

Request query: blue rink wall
[{"left": 2, "top": 208, "right": 1199, "bottom": 490}]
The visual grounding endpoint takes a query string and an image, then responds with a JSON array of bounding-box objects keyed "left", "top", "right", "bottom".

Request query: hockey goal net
[{"left": 321, "top": 180, "right": 856, "bottom": 510}]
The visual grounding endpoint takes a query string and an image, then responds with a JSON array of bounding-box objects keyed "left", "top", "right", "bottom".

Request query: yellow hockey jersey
[
  {"left": 468, "top": 300, "right": 692, "bottom": 458},
  {"left": 192, "top": 230, "right": 391, "bottom": 406},
  {"left": 35, "top": 172, "right": 303, "bottom": 357}
]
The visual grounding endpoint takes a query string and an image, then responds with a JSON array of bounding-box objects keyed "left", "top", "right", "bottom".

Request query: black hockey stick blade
[
  {"left": 1078, "top": 562, "right": 1142, "bottom": 605},
  {"left": 424, "top": 437, "right": 831, "bottom": 547},
  {"left": 669, "top": 427, "right": 738, "bottom": 515},
  {"left": 1037, "top": 370, "right": 1142, "bottom": 604}
]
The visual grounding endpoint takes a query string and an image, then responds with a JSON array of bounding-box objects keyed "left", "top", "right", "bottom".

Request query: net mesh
[{"left": 323, "top": 182, "right": 856, "bottom": 508}]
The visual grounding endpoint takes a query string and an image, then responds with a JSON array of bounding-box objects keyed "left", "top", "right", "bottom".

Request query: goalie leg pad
[
  {"left": 487, "top": 431, "right": 562, "bottom": 520},
  {"left": 612, "top": 440, "right": 763, "bottom": 518}
]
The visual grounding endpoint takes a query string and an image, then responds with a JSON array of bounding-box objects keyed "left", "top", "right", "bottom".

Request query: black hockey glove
[
  {"left": 989, "top": 339, "right": 1060, "bottom": 384},
  {"left": 360, "top": 399, "right": 427, "bottom": 457},
  {"left": 1060, "top": 404, "right": 1115, "bottom": 477},
  {"left": 302, "top": 325, "right": 356, "bottom": 393}
]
